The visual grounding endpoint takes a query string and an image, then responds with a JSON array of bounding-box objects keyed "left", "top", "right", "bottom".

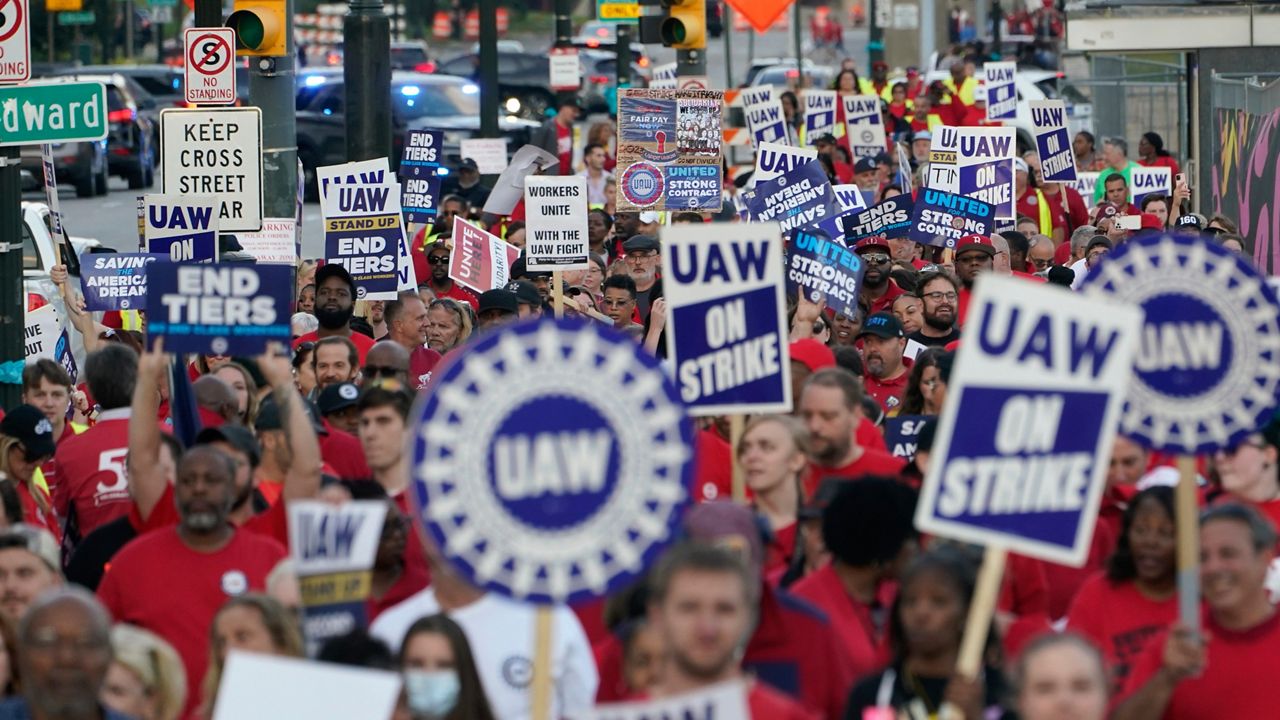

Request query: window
[{"left": 21, "top": 220, "right": 40, "bottom": 271}]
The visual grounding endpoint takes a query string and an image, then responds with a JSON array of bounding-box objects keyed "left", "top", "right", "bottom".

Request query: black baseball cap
[
  {"left": 457, "top": 157, "right": 479, "bottom": 172},
  {"left": 622, "top": 234, "right": 660, "bottom": 253},
  {"left": 854, "top": 157, "right": 878, "bottom": 174},
  {"left": 256, "top": 397, "right": 326, "bottom": 434},
  {"left": 1176, "top": 213, "right": 1204, "bottom": 230},
  {"left": 315, "top": 263, "right": 356, "bottom": 297},
  {"left": 317, "top": 382, "right": 361, "bottom": 416},
  {"left": 477, "top": 289, "right": 518, "bottom": 315},
  {"left": 1086, "top": 235, "right": 1113, "bottom": 254},
  {"left": 0, "top": 405, "right": 56, "bottom": 462},
  {"left": 814, "top": 133, "right": 838, "bottom": 146},
  {"left": 195, "top": 424, "right": 261, "bottom": 468},
  {"left": 505, "top": 280, "right": 542, "bottom": 307},
  {"left": 858, "top": 312, "right": 905, "bottom": 340}
]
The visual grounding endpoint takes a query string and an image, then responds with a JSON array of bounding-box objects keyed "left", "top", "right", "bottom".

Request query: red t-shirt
[
  {"left": 1138, "top": 155, "right": 1181, "bottom": 179},
  {"left": 691, "top": 427, "right": 734, "bottom": 503},
  {"left": 1016, "top": 187, "right": 1070, "bottom": 238},
  {"left": 52, "top": 411, "right": 134, "bottom": 537},
  {"left": 556, "top": 122, "right": 573, "bottom": 175},
  {"left": 746, "top": 584, "right": 855, "bottom": 720},
  {"left": 317, "top": 422, "right": 373, "bottom": 481},
  {"left": 1119, "top": 607, "right": 1280, "bottom": 719},
  {"left": 409, "top": 346, "right": 442, "bottom": 390},
  {"left": 38, "top": 422, "right": 80, "bottom": 497},
  {"left": 98, "top": 528, "right": 287, "bottom": 718},
  {"left": 432, "top": 281, "right": 479, "bottom": 311},
  {"left": 15, "top": 483, "right": 59, "bottom": 542},
  {"left": 1042, "top": 517, "right": 1117, "bottom": 620},
  {"left": 292, "top": 330, "right": 376, "bottom": 366},
  {"left": 789, "top": 564, "right": 894, "bottom": 683},
  {"left": 748, "top": 681, "right": 820, "bottom": 719},
  {"left": 1067, "top": 573, "right": 1177, "bottom": 694},
  {"left": 763, "top": 523, "right": 797, "bottom": 581},
  {"left": 803, "top": 449, "right": 907, "bottom": 499},
  {"left": 863, "top": 369, "right": 910, "bottom": 416},
  {"left": 865, "top": 281, "right": 905, "bottom": 317}
]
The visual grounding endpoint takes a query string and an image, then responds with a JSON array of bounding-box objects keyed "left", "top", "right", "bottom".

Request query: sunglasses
[
  {"left": 427, "top": 255, "right": 449, "bottom": 265},
  {"left": 363, "top": 365, "right": 403, "bottom": 379},
  {"left": 861, "top": 253, "right": 892, "bottom": 266}
]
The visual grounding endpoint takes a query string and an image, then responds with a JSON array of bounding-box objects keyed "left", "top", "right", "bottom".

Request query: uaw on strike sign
[
  {"left": 410, "top": 318, "right": 693, "bottom": 605},
  {"left": 917, "top": 275, "right": 1141, "bottom": 565}
]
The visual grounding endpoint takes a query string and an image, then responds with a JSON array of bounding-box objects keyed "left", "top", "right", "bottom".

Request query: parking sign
[{"left": 184, "top": 28, "right": 237, "bottom": 105}]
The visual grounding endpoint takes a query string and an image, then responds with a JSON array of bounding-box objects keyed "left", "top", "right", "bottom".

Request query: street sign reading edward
[
  {"left": 1079, "top": 233, "right": 1280, "bottom": 454},
  {"left": 916, "top": 275, "right": 1142, "bottom": 565},
  {"left": 410, "top": 318, "right": 693, "bottom": 604}
]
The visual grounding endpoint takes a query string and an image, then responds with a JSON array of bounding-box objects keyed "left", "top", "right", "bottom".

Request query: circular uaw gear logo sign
[
  {"left": 1080, "top": 233, "right": 1280, "bottom": 454},
  {"left": 620, "top": 162, "right": 664, "bottom": 208},
  {"left": 410, "top": 318, "right": 693, "bottom": 604}
]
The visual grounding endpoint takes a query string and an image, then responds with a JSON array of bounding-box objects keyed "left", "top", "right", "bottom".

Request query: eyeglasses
[
  {"left": 861, "top": 253, "right": 892, "bottom": 266},
  {"left": 1030, "top": 258, "right": 1052, "bottom": 269},
  {"left": 603, "top": 297, "right": 634, "bottom": 308},
  {"left": 626, "top": 251, "right": 657, "bottom": 260},
  {"left": 427, "top": 255, "right": 449, "bottom": 265},
  {"left": 363, "top": 365, "right": 403, "bottom": 379},
  {"left": 922, "top": 291, "right": 958, "bottom": 302}
]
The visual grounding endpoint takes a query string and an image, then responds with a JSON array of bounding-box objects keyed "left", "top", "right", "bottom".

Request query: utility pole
[
  {"left": 869, "top": 0, "right": 885, "bottom": 66},
  {"left": 0, "top": 144, "right": 20, "bottom": 410},
  {"left": 345, "top": 0, "right": 391, "bottom": 160},
  {"left": 792, "top": 0, "right": 801, "bottom": 83},
  {"left": 554, "top": 0, "right": 573, "bottom": 106},
  {"left": 249, "top": 7, "right": 298, "bottom": 218},
  {"left": 615, "top": 23, "right": 631, "bottom": 91},
  {"left": 721, "top": 5, "right": 732, "bottom": 88},
  {"left": 477, "top": 0, "right": 498, "bottom": 137}
]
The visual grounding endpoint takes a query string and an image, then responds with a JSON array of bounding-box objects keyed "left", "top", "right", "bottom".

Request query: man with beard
[
  {"left": 1116, "top": 504, "right": 1280, "bottom": 720},
  {"left": 98, "top": 445, "right": 287, "bottom": 718},
  {"left": 910, "top": 269, "right": 962, "bottom": 347},
  {"left": 951, "top": 234, "right": 995, "bottom": 326},
  {"left": 382, "top": 293, "right": 442, "bottom": 390},
  {"left": 312, "top": 336, "right": 360, "bottom": 391},
  {"left": 293, "top": 265, "right": 376, "bottom": 365},
  {"left": 612, "top": 211, "right": 642, "bottom": 248},
  {"left": 859, "top": 313, "right": 911, "bottom": 416},
  {"left": 646, "top": 543, "right": 813, "bottom": 718},
  {"left": 854, "top": 238, "right": 905, "bottom": 315},
  {"left": 622, "top": 235, "right": 663, "bottom": 322},
  {"left": 2, "top": 588, "right": 129, "bottom": 720},
  {"left": 798, "top": 368, "right": 906, "bottom": 499},
  {"left": 419, "top": 242, "right": 479, "bottom": 310}
]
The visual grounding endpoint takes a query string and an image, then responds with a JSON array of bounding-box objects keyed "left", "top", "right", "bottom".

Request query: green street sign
[
  {"left": 57, "top": 11, "right": 96, "bottom": 24},
  {"left": 0, "top": 82, "right": 109, "bottom": 146}
]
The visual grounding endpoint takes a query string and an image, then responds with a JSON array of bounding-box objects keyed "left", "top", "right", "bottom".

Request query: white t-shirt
[
  {"left": 1069, "top": 257, "right": 1089, "bottom": 289},
  {"left": 578, "top": 169, "right": 613, "bottom": 207},
  {"left": 371, "top": 588, "right": 598, "bottom": 720}
]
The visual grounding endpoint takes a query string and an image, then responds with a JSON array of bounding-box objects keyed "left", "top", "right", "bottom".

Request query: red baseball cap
[
  {"left": 954, "top": 234, "right": 996, "bottom": 257},
  {"left": 1092, "top": 202, "right": 1118, "bottom": 225},
  {"left": 1139, "top": 212, "right": 1163, "bottom": 232},
  {"left": 854, "top": 236, "right": 892, "bottom": 255},
  {"left": 790, "top": 339, "right": 836, "bottom": 372}
]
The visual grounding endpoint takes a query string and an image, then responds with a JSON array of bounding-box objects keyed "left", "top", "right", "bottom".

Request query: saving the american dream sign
[
  {"left": 410, "top": 318, "right": 693, "bottom": 604},
  {"left": 916, "top": 274, "right": 1142, "bottom": 565},
  {"left": 1079, "top": 233, "right": 1280, "bottom": 454},
  {"left": 664, "top": 222, "right": 791, "bottom": 416}
]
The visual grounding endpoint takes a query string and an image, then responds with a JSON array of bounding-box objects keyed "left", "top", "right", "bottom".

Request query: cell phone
[
  {"left": 1175, "top": 172, "right": 1188, "bottom": 189},
  {"left": 1115, "top": 215, "right": 1142, "bottom": 231}
]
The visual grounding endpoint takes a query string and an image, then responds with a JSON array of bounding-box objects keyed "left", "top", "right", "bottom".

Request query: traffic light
[
  {"left": 226, "top": 0, "right": 287, "bottom": 57},
  {"left": 660, "top": 0, "right": 706, "bottom": 50}
]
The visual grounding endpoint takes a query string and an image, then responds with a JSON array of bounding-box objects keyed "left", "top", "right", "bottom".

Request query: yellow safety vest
[
  {"left": 942, "top": 76, "right": 977, "bottom": 105},
  {"left": 1034, "top": 189, "right": 1051, "bottom": 236},
  {"left": 120, "top": 310, "right": 143, "bottom": 332}
]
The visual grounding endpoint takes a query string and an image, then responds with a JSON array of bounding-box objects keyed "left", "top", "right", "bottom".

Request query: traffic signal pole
[
  {"left": 345, "top": 0, "right": 392, "bottom": 159},
  {"left": 477, "top": 0, "right": 498, "bottom": 137},
  {"left": 248, "top": 12, "right": 298, "bottom": 220},
  {"left": 0, "top": 145, "right": 21, "bottom": 410}
]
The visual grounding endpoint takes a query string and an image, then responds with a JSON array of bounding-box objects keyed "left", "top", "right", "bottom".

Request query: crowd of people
[{"left": 0, "top": 41, "right": 1273, "bottom": 720}]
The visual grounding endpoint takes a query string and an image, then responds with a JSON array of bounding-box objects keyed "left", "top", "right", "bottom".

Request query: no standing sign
[
  {"left": 184, "top": 27, "right": 237, "bottom": 105},
  {"left": 0, "top": 0, "right": 31, "bottom": 83}
]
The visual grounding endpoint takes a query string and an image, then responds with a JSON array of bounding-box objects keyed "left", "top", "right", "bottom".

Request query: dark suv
[
  {"left": 294, "top": 69, "right": 539, "bottom": 200},
  {"left": 46, "top": 72, "right": 157, "bottom": 189}
]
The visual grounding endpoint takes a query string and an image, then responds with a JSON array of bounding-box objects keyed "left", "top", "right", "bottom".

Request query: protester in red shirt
[
  {"left": 1115, "top": 504, "right": 1280, "bottom": 720},
  {"left": 853, "top": 238, "right": 906, "bottom": 317},
  {"left": 20, "top": 360, "right": 85, "bottom": 495},
  {"left": 54, "top": 344, "right": 141, "bottom": 544},
  {"left": 645, "top": 543, "right": 815, "bottom": 719},
  {"left": 382, "top": 293, "right": 443, "bottom": 391},
  {"left": 0, "top": 406, "right": 61, "bottom": 540},
  {"left": 415, "top": 242, "right": 479, "bottom": 311},
  {"left": 798, "top": 368, "right": 906, "bottom": 499},
  {"left": 737, "top": 416, "right": 807, "bottom": 579},
  {"left": 291, "top": 264, "right": 376, "bottom": 365},
  {"left": 1211, "top": 424, "right": 1280, "bottom": 543},
  {"left": 532, "top": 99, "right": 581, "bottom": 176},
  {"left": 690, "top": 420, "right": 734, "bottom": 502},
  {"left": 951, "top": 235, "right": 996, "bottom": 327},
  {"left": 858, "top": 313, "right": 912, "bottom": 416},
  {"left": 791, "top": 477, "right": 916, "bottom": 682},
  {"left": 1136, "top": 132, "right": 1180, "bottom": 178},
  {"left": 1067, "top": 486, "right": 1178, "bottom": 694},
  {"left": 98, "top": 444, "right": 288, "bottom": 718}
]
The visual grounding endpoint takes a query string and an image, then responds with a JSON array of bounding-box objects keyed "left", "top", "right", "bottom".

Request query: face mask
[{"left": 403, "top": 669, "right": 460, "bottom": 719}]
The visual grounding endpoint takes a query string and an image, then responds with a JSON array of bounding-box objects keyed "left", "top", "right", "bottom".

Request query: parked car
[
  {"left": 45, "top": 72, "right": 158, "bottom": 186},
  {"left": 20, "top": 139, "right": 109, "bottom": 198},
  {"left": 578, "top": 49, "right": 648, "bottom": 114},
  {"left": 23, "top": 201, "right": 102, "bottom": 370},
  {"left": 570, "top": 22, "right": 649, "bottom": 68},
  {"left": 743, "top": 57, "right": 828, "bottom": 87},
  {"left": 749, "top": 63, "right": 836, "bottom": 91},
  {"left": 436, "top": 51, "right": 557, "bottom": 121},
  {"left": 390, "top": 40, "right": 435, "bottom": 72},
  {"left": 294, "top": 69, "right": 539, "bottom": 200},
  {"left": 55, "top": 65, "right": 177, "bottom": 161}
]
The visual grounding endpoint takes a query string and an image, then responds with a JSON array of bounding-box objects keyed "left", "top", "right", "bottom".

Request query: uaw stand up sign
[
  {"left": 411, "top": 317, "right": 693, "bottom": 599},
  {"left": 1080, "top": 232, "right": 1280, "bottom": 632}
]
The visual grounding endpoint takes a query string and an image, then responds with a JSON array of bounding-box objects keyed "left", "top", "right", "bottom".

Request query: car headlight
[{"left": 504, "top": 97, "right": 521, "bottom": 113}]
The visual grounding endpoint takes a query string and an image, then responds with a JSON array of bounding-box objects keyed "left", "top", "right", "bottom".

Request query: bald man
[
  {"left": 193, "top": 375, "right": 240, "bottom": 426},
  {"left": 364, "top": 341, "right": 411, "bottom": 388}
]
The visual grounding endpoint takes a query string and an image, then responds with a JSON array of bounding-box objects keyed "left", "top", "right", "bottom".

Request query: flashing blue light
[
  {"left": 401, "top": 85, "right": 421, "bottom": 96},
  {"left": 322, "top": 108, "right": 333, "bottom": 116},
  {"left": 461, "top": 83, "right": 479, "bottom": 95},
  {"left": 437, "top": 167, "right": 450, "bottom": 176},
  {"left": 304, "top": 75, "right": 327, "bottom": 87}
]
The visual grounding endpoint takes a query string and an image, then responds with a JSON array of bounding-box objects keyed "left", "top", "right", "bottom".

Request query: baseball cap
[
  {"left": 315, "top": 263, "right": 357, "bottom": 298},
  {"left": 318, "top": 382, "right": 362, "bottom": 416},
  {"left": 505, "top": 280, "right": 542, "bottom": 306},
  {"left": 1046, "top": 265, "right": 1075, "bottom": 287},
  {"left": 814, "top": 133, "right": 838, "bottom": 146},
  {"left": 1139, "top": 212, "right": 1164, "bottom": 232},
  {"left": 789, "top": 339, "right": 836, "bottom": 372},
  {"left": 854, "top": 157, "right": 878, "bottom": 174},
  {"left": 477, "top": 289, "right": 518, "bottom": 315},
  {"left": 0, "top": 405, "right": 56, "bottom": 462},
  {"left": 682, "top": 501, "right": 765, "bottom": 574},
  {"left": 457, "top": 157, "right": 479, "bottom": 172},
  {"left": 195, "top": 424, "right": 262, "bottom": 468},
  {"left": 1013, "top": 157, "right": 1029, "bottom": 175},
  {"left": 1175, "top": 213, "right": 1204, "bottom": 230},
  {"left": 954, "top": 234, "right": 996, "bottom": 257},
  {"left": 0, "top": 525, "right": 60, "bottom": 573},
  {"left": 912, "top": 130, "right": 932, "bottom": 142},
  {"left": 1092, "top": 203, "right": 1119, "bottom": 226},
  {"left": 1086, "top": 235, "right": 1113, "bottom": 254},
  {"left": 256, "top": 397, "right": 326, "bottom": 434},
  {"left": 638, "top": 211, "right": 661, "bottom": 225},
  {"left": 859, "top": 312, "right": 905, "bottom": 340},
  {"left": 854, "top": 236, "right": 892, "bottom": 255},
  {"left": 622, "top": 234, "right": 660, "bottom": 253}
]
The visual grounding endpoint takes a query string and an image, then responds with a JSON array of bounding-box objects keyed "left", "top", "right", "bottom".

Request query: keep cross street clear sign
[{"left": 161, "top": 107, "right": 263, "bottom": 232}]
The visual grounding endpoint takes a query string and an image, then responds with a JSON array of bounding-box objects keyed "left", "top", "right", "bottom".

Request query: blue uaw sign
[
  {"left": 1080, "top": 233, "right": 1280, "bottom": 454},
  {"left": 916, "top": 275, "right": 1142, "bottom": 564},
  {"left": 786, "top": 227, "right": 865, "bottom": 320},
  {"left": 665, "top": 223, "right": 791, "bottom": 415},
  {"left": 145, "top": 263, "right": 293, "bottom": 355},
  {"left": 410, "top": 318, "right": 693, "bottom": 604}
]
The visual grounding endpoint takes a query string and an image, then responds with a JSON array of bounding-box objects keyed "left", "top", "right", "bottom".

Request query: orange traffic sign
[{"left": 725, "top": 0, "right": 794, "bottom": 34}]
